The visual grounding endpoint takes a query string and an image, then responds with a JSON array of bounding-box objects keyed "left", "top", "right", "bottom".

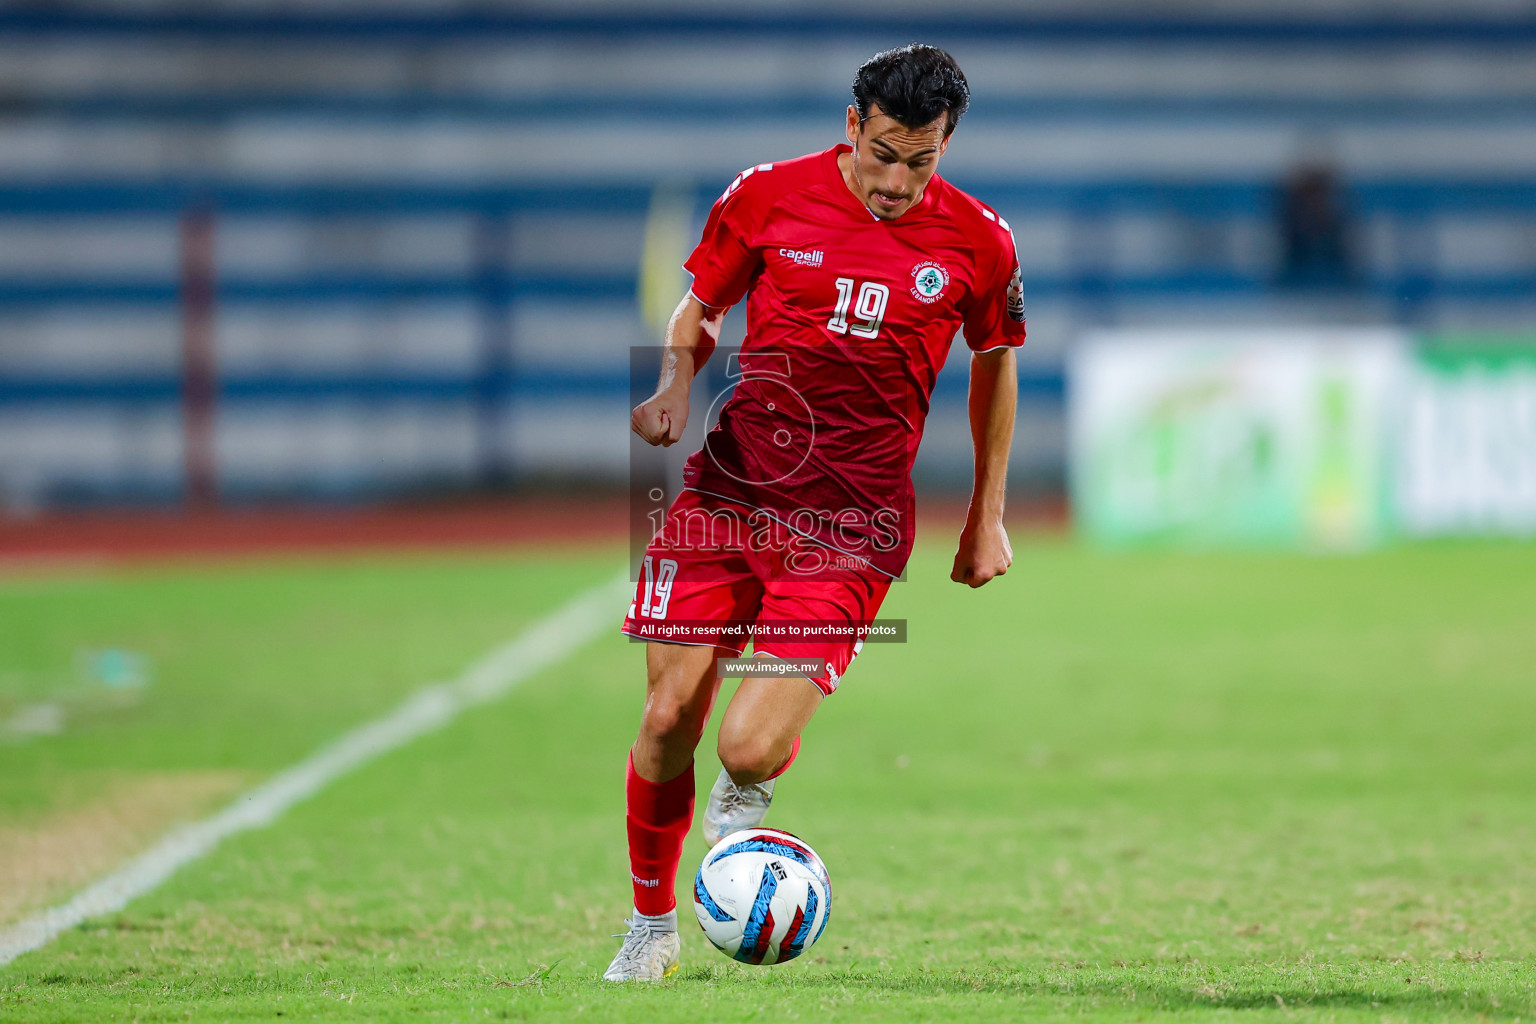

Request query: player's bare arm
[
  {"left": 952, "top": 346, "right": 1017, "bottom": 588},
  {"left": 630, "top": 292, "right": 727, "bottom": 447}
]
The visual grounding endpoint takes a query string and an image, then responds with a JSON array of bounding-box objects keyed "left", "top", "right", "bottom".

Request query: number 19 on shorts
[{"left": 636, "top": 556, "right": 678, "bottom": 619}]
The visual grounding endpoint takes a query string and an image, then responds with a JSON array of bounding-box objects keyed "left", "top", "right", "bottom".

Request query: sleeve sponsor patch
[{"left": 1006, "top": 265, "right": 1025, "bottom": 323}]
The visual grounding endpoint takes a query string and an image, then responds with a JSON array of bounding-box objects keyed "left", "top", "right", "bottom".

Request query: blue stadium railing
[
  {"left": 3, "top": 10, "right": 1535, "bottom": 43},
  {"left": 1, "top": 180, "right": 1531, "bottom": 309},
  {"left": 1, "top": 176, "right": 1533, "bottom": 413},
  {"left": 7, "top": 179, "right": 1534, "bottom": 219},
  {"left": 12, "top": 96, "right": 1536, "bottom": 125},
  {"left": 3, "top": 271, "right": 1533, "bottom": 309}
]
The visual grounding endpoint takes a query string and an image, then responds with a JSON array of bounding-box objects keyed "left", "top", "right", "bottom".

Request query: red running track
[
  {"left": 0, "top": 495, "right": 1065, "bottom": 567},
  {"left": 0, "top": 496, "right": 629, "bottom": 567}
]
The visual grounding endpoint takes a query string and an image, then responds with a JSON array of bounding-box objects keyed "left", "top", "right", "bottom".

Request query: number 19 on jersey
[{"left": 827, "top": 278, "right": 889, "bottom": 339}]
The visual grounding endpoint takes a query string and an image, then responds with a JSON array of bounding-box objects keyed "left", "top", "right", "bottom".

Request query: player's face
[{"left": 841, "top": 103, "right": 950, "bottom": 221}]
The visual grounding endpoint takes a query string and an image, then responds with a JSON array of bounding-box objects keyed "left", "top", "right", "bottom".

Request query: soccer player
[{"left": 606, "top": 43, "right": 1024, "bottom": 980}]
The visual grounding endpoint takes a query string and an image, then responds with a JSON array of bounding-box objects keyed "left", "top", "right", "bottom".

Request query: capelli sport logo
[
  {"left": 779, "top": 248, "right": 824, "bottom": 268},
  {"left": 909, "top": 261, "right": 950, "bottom": 304}
]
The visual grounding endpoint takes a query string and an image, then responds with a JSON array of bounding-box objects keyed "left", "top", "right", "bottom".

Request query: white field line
[{"left": 0, "top": 574, "right": 628, "bottom": 968}]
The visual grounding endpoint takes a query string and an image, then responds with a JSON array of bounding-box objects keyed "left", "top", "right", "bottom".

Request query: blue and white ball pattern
[{"left": 693, "top": 827, "right": 832, "bottom": 965}]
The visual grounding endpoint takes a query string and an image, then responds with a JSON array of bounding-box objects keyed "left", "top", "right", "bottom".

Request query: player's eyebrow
[{"left": 872, "top": 138, "right": 937, "bottom": 160}]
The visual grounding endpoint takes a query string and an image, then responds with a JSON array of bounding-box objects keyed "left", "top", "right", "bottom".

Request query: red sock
[
  {"left": 766, "top": 735, "right": 801, "bottom": 781},
  {"left": 626, "top": 754, "right": 695, "bottom": 916}
]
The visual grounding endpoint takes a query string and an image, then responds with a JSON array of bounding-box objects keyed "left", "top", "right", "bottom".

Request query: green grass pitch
[{"left": 2, "top": 538, "right": 1536, "bottom": 1021}]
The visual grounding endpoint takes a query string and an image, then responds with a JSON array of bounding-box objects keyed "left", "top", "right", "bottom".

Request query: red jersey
[{"left": 682, "top": 144, "right": 1026, "bottom": 578}]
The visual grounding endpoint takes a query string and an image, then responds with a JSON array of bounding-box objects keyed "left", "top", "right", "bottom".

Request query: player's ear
[{"left": 845, "top": 105, "right": 859, "bottom": 145}]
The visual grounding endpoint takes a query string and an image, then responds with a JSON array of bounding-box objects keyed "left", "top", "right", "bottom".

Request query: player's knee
[
  {"left": 716, "top": 728, "right": 781, "bottom": 783},
  {"left": 639, "top": 693, "right": 702, "bottom": 746}
]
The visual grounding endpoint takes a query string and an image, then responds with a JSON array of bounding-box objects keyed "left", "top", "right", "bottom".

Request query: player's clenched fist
[
  {"left": 631, "top": 388, "right": 690, "bottom": 447},
  {"left": 950, "top": 517, "right": 1013, "bottom": 588}
]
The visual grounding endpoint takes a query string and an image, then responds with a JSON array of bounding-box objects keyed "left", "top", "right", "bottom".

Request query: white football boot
[
  {"left": 702, "top": 768, "right": 776, "bottom": 847},
  {"left": 602, "top": 909, "right": 681, "bottom": 982}
]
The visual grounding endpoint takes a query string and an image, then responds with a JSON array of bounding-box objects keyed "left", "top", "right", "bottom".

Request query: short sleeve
[
  {"left": 683, "top": 163, "right": 774, "bottom": 309},
  {"left": 962, "top": 215, "right": 1027, "bottom": 352}
]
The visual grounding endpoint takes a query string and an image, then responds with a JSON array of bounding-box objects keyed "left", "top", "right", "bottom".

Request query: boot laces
[
  {"left": 610, "top": 916, "right": 665, "bottom": 954},
  {"left": 717, "top": 778, "right": 768, "bottom": 819}
]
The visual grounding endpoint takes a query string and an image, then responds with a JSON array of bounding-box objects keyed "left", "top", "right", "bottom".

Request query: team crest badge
[{"left": 909, "top": 261, "right": 950, "bottom": 304}]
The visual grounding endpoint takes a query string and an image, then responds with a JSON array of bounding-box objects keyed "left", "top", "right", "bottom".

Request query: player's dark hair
[{"left": 852, "top": 44, "right": 970, "bottom": 138}]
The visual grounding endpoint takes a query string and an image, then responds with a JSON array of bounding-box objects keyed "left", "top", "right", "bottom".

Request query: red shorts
[{"left": 621, "top": 489, "right": 891, "bottom": 695}]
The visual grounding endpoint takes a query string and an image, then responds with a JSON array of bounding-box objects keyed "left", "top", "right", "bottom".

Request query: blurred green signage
[
  {"left": 1071, "top": 331, "right": 1536, "bottom": 547},
  {"left": 1396, "top": 338, "right": 1536, "bottom": 535},
  {"left": 1069, "top": 330, "right": 1405, "bottom": 549}
]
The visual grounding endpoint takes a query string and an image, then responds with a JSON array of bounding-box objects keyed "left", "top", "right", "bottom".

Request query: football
[{"left": 692, "top": 827, "right": 832, "bottom": 964}]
